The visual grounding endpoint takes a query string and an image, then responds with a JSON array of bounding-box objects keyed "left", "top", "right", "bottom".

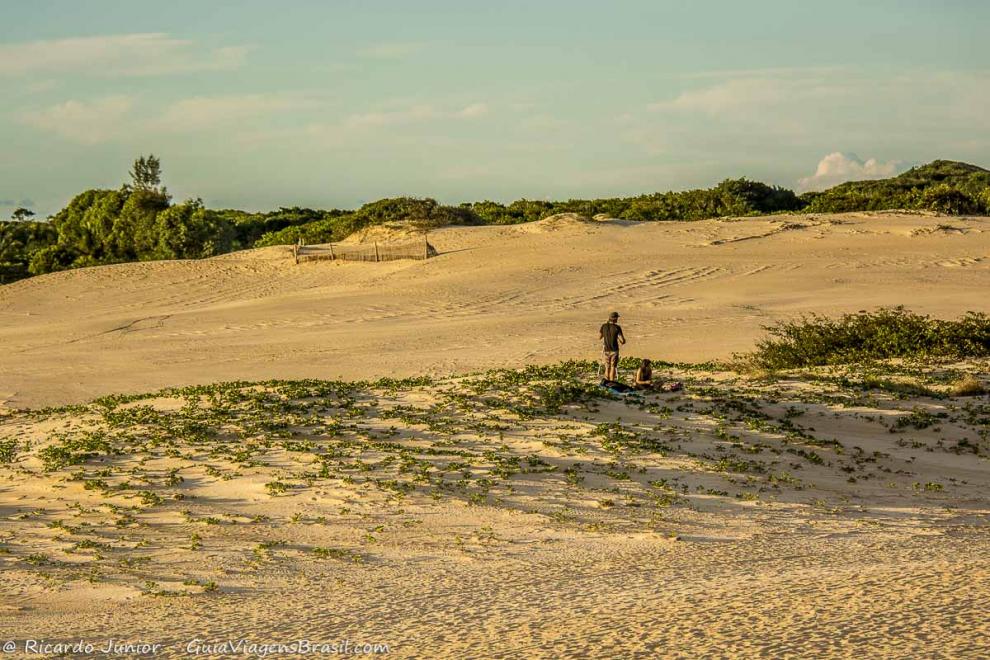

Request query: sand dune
[
  {"left": 2, "top": 211, "right": 990, "bottom": 657},
  {"left": 2, "top": 212, "right": 989, "bottom": 410}
]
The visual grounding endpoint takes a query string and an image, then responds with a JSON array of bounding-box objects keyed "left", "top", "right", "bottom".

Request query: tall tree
[
  {"left": 11, "top": 207, "right": 35, "bottom": 221},
  {"left": 129, "top": 154, "right": 163, "bottom": 193}
]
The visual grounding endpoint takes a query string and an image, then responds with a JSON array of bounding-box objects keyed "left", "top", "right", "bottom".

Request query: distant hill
[
  {"left": 2, "top": 158, "right": 988, "bottom": 285},
  {"left": 896, "top": 160, "right": 990, "bottom": 192},
  {"left": 801, "top": 160, "right": 990, "bottom": 214}
]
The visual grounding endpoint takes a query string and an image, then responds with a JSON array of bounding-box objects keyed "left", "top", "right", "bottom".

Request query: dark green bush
[
  {"left": 223, "top": 207, "right": 344, "bottom": 249},
  {"left": 0, "top": 220, "right": 57, "bottom": 283},
  {"left": 747, "top": 307, "right": 990, "bottom": 369},
  {"left": 149, "top": 200, "right": 235, "bottom": 259},
  {"left": 255, "top": 197, "right": 479, "bottom": 246},
  {"left": 462, "top": 178, "right": 803, "bottom": 225},
  {"left": 920, "top": 184, "right": 980, "bottom": 215}
]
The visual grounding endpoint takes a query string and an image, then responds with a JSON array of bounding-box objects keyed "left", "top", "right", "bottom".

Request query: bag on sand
[{"left": 600, "top": 379, "right": 634, "bottom": 395}]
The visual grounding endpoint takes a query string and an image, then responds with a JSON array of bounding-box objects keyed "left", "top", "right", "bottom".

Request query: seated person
[
  {"left": 633, "top": 359, "right": 655, "bottom": 390},
  {"left": 632, "top": 359, "right": 684, "bottom": 392}
]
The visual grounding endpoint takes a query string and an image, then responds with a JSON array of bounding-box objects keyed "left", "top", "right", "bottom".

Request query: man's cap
[{"left": 609, "top": 311, "right": 620, "bottom": 320}]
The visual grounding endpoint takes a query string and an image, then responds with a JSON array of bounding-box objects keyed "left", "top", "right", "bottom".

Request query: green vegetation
[
  {"left": 949, "top": 374, "right": 987, "bottom": 397},
  {"left": 25, "top": 186, "right": 229, "bottom": 275},
  {"left": 463, "top": 177, "right": 803, "bottom": 224},
  {"left": 0, "top": 439, "right": 18, "bottom": 463},
  {"left": 2, "top": 157, "right": 988, "bottom": 284},
  {"left": 0, "top": 219, "right": 57, "bottom": 283},
  {"left": 253, "top": 196, "right": 478, "bottom": 247},
  {"left": 746, "top": 307, "right": 990, "bottom": 369},
  {"left": 2, "top": 353, "right": 987, "bottom": 589},
  {"left": 802, "top": 160, "right": 990, "bottom": 214}
]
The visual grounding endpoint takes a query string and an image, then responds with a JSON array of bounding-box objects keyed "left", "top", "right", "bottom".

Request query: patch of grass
[
  {"left": 949, "top": 374, "right": 986, "bottom": 397},
  {"left": 264, "top": 480, "right": 290, "bottom": 497},
  {"left": 37, "top": 432, "right": 114, "bottom": 471},
  {"left": 72, "top": 539, "right": 111, "bottom": 552},
  {"left": 861, "top": 375, "right": 941, "bottom": 399},
  {"left": 182, "top": 578, "right": 219, "bottom": 592},
  {"left": 0, "top": 439, "right": 19, "bottom": 463},
  {"left": 892, "top": 408, "right": 948, "bottom": 432},
  {"left": 312, "top": 546, "right": 363, "bottom": 562}
]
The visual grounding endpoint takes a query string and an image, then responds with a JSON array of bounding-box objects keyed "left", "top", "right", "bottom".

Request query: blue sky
[{"left": 1, "top": 0, "right": 988, "bottom": 216}]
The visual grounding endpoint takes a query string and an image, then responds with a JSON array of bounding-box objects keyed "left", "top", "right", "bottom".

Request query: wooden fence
[{"left": 294, "top": 236, "right": 436, "bottom": 264}]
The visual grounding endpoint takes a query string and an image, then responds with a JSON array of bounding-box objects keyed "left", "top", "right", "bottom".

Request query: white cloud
[
  {"left": 649, "top": 69, "right": 990, "bottom": 128},
  {"left": 650, "top": 78, "right": 785, "bottom": 116},
  {"left": 798, "top": 153, "right": 910, "bottom": 192},
  {"left": 675, "top": 66, "right": 843, "bottom": 81},
  {"left": 345, "top": 104, "right": 438, "bottom": 128},
  {"left": 519, "top": 113, "right": 574, "bottom": 133},
  {"left": 233, "top": 101, "right": 492, "bottom": 150},
  {"left": 638, "top": 68, "right": 990, "bottom": 161},
  {"left": 648, "top": 75, "right": 846, "bottom": 120},
  {"left": 345, "top": 102, "right": 489, "bottom": 128},
  {"left": 356, "top": 42, "right": 425, "bottom": 59},
  {"left": 154, "top": 94, "right": 310, "bottom": 131},
  {"left": 0, "top": 33, "right": 248, "bottom": 76},
  {"left": 455, "top": 102, "right": 489, "bottom": 119},
  {"left": 20, "top": 96, "right": 134, "bottom": 144},
  {"left": 436, "top": 163, "right": 495, "bottom": 180},
  {"left": 20, "top": 92, "right": 314, "bottom": 143}
]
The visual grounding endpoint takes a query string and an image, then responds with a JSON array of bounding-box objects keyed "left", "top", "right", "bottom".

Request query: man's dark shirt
[{"left": 600, "top": 322, "right": 624, "bottom": 352}]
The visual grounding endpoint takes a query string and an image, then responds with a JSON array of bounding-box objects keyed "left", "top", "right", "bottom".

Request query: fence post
[
  {"left": 329, "top": 242, "right": 335, "bottom": 260},
  {"left": 293, "top": 243, "right": 299, "bottom": 264},
  {"left": 424, "top": 232, "right": 429, "bottom": 259},
  {"left": 375, "top": 242, "right": 380, "bottom": 262}
]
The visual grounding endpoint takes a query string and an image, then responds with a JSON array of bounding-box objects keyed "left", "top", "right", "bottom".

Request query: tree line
[{"left": 2, "top": 156, "right": 989, "bottom": 284}]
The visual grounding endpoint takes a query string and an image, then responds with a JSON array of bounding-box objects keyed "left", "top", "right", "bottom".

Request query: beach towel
[{"left": 599, "top": 379, "right": 634, "bottom": 395}]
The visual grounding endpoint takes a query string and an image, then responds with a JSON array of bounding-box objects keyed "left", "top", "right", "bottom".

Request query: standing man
[{"left": 599, "top": 311, "right": 625, "bottom": 382}]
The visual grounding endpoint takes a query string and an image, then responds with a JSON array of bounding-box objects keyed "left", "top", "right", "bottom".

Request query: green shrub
[
  {"left": 27, "top": 243, "right": 76, "bottom": 275},
  {"left": 0, "top": 220, "right": 57, "bottom": 283},
  {"left": 0, "top": 439, "right": 18, "bottom": 463},
  {"left": 148, "top": 200, "right": 235, "bottom": 259},
  {"left": 920, "top": 184, "right": 979, "bottom": 215},
  {"left": 746, "top": 307, "right": 990, "bottom": 369},
  {"left": 802, "top": 160, "right": 990, "bottom": 214},
  {"left": 226, "top": 207, "right": 343, "bottom": 248},
  {"left": 256, "top": 197, "right": 478, "bottom": 247},
  {"left": 975, "top": 187, "right": 990, "bottom": 215}
]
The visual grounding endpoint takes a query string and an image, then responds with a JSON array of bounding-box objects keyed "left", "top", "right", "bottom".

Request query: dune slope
[{"left": 1, "top": 360, "right": 988, "bottom": 657}]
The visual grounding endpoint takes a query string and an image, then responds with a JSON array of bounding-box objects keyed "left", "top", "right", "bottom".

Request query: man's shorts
[{"left": 603, "top": 351, "right": 619, "bottom": 370}]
